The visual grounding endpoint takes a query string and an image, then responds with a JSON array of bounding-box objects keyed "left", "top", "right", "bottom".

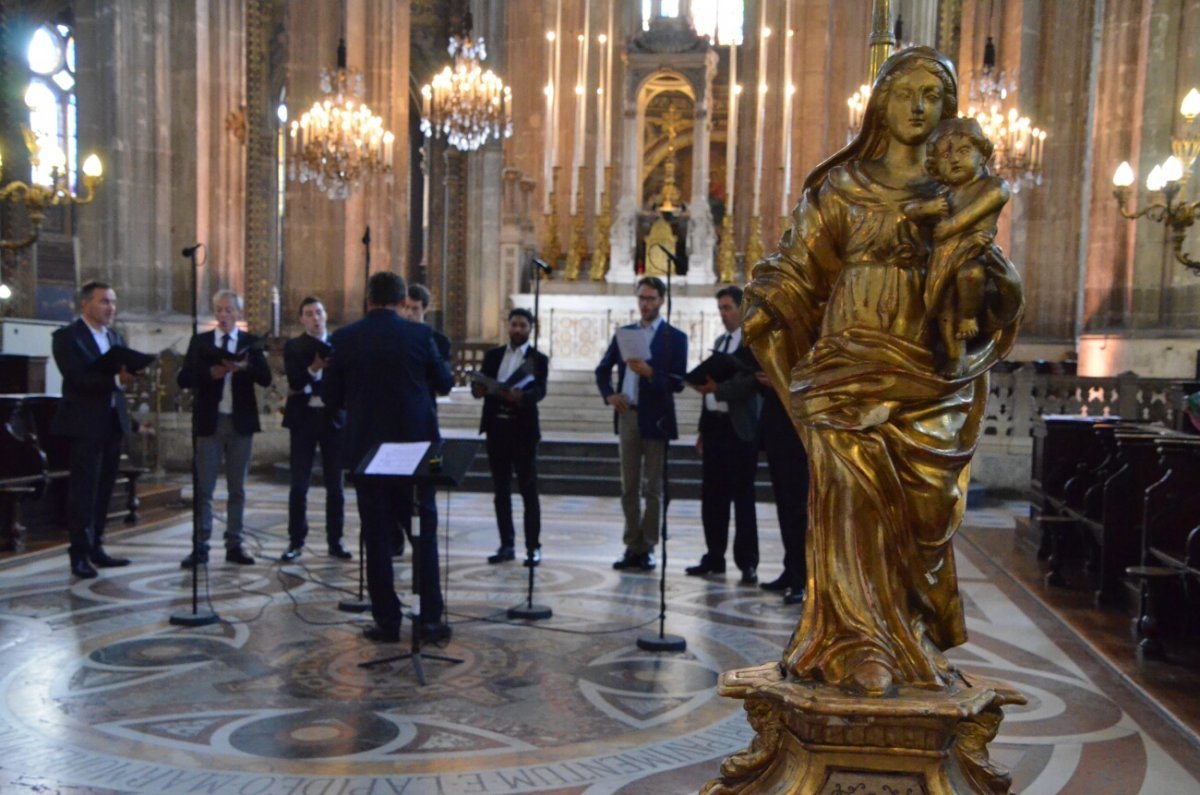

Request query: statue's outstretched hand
[{"left": 741, "top": 302, "right": 778, "bottom": 346}]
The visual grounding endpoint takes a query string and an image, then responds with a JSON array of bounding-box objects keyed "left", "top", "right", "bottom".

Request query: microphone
[
  {"left": 655, "top": 243, "right": 678, "bottom": 266},
  {"left": 531, "top": 257, "right": 552, "bottom": 274},
  {"left": 181, "top": 243, "right": 202, "bottom": 257}
]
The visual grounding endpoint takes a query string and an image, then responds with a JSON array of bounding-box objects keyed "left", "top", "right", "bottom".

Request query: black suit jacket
[
  {"left": 477, "top": 344, "right": 549, "bottom": 440},
  {"left": 50, "top": 318, "right": 132, "bottom": 439},
  {"left": 282, "top": 333, "right": 345, "bottom": 431},
  {"left": 177, "top": 329, "right": 272, "bottom": 436},
  {"left": 323, "top": 309, "right": 454, "bottom": 469}
]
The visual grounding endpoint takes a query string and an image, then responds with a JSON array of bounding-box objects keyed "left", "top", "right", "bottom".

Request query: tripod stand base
[
  {"left": 169, "top": 610, "right": 220, "bottom": 627},
  {"left": 637, "top": 632, "right": 687, "bottom": 652},
  {"left": 508, "top": 603, "right": 553, "bottom": 621},
  {"left": 338, "top": 600, "right": 371, "bottom": 613}
]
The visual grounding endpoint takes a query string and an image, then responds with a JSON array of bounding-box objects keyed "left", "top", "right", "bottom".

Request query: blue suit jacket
[
  {"left": 594, "top": 321, "right": 688, "bottom": 440},
  {"left": 323, "top": 309, "right": 454, "bottom": 470}
]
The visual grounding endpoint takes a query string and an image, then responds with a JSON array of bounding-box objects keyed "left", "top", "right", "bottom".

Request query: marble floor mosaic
[{"left": 1, "top": 481, "right": 1198, "bottom": 794}]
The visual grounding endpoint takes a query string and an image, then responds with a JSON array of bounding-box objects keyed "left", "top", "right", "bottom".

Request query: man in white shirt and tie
[
  {"left": 51, "top": 281, "right": 140, "bottom": 578},
  {"left": 686, "top": 286, "right": 762, "bottom": 584},
  {"left": 176, "top": 290, "right": 272, "bottom": 567}
]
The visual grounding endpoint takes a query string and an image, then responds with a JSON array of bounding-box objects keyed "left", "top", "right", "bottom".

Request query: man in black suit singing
[
  {"left": 685, "top": 286, "right": 762, "bottom": 585},
  {"left": 177, "top": 289, "right": 272, "bottom": 567},
  {"left": 51, "top": 281, "right": 140, "bottom": 579},
  {"left": 471, "top": 308, "right": 549, "bottom": 566},
  {"left": 324, "top": 272, "right": 455, "bottom": 644},
  {"left": 280, "top": 296, "right": 349, "bottom": 562}
]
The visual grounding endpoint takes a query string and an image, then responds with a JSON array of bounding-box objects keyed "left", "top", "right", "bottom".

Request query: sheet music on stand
[{"left": 360, "top": 442, "right": 430, "bottom": 476}]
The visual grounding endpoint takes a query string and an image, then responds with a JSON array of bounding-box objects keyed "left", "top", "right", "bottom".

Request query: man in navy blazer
[
  {"left": 176, "top": 290, "right": 272, "bottom": 567},
  {"left": 51, "top": 281, "right": 140, "bottom": 579},
  {"left": 324, "top": 271, "right": 455, "bottom": 644},
  {"left": 279, "top": 296, "right": 349, "bottom": 563},
  {"left": 471, "top": 308, "right": 549, "bottom": 566},
  {"left": 594, "top": 276, "right": 688, "bottom": 571}
]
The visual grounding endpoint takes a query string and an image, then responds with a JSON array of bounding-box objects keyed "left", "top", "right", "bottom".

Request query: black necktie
[
  {"left": 221, "top": 333, "right": 231, "bottom": 351},
  {"left": 720, "top": 334, "right": 732, "bottom": 353}
]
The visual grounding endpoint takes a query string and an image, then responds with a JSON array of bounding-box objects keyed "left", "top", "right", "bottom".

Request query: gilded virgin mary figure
[{"left": 742, "top": 47, "right": 1023, "bottom": 697}]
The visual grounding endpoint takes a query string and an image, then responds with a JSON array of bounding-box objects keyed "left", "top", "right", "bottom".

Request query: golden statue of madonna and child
[{"left": 706, "top": 47, "right": 1027, "bottom": 794}]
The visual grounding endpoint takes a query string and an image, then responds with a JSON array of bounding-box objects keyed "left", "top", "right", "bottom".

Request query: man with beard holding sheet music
[{"left": 470, "top": 308, "right": 549, "bottom": 567}]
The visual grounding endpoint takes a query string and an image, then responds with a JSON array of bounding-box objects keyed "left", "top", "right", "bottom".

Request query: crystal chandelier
[
  {"left": 420, "top": 15, "right": 512, "bottom": 152},
  {"left": 288, "top": 39, "right": 394, "bottom": 200},
  {"left": 964, "top": 34, "right": 1046, "bottom": 192}
]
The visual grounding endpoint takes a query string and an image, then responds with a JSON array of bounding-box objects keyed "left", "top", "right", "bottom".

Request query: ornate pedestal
[{"left": 704, "top": 663, "right": 1025, "bottom": 795}]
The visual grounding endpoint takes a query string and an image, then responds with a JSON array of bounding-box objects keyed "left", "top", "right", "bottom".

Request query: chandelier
[
  {"left": 1111, "top": 88, "right": 1200, "bottom": 275},
  {"left": 420, "top": 15, "right": 512, "bottom": 152},
  {"left": 964, "top": 31, "right": 1046, "bottom": 192},
  {"left": 288, "top": 39, "right": 394, "bottom": 200},
  {"left": 1, "top": 126, "right": 103, "bottom": 250}
]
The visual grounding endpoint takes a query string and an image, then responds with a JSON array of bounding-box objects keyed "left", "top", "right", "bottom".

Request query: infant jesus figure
[{"left": 905, "top": 117, "right": 1010, "bottom": 378}]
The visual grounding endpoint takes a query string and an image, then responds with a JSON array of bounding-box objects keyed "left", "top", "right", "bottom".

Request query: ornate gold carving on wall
[
  {"left": 243, "top": 0, "right": 272, "bottom": 334},
  {"left": 744, "top": 215, "right": 763, "bottom": 274}
]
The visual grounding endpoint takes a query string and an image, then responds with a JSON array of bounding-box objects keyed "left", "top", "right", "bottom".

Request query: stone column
[
  {"left": 243, "top": 0, "right": 272, "bottom": 333},
  {"left": 687, "top": 48, "right": 718, "bottom": 284}
]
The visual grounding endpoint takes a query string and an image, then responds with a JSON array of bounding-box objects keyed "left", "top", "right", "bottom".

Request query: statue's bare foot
[
  {"left": 955, "top": 318, "right": 979, "bottom": 340},
  {"left": 849, "top": 660, "right": 893, "bottom": 696}
]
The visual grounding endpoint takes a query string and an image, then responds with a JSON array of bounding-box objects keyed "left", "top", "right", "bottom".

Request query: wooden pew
[{"left": 1127, "top": 435, "right": 1200, "bottom": 659}]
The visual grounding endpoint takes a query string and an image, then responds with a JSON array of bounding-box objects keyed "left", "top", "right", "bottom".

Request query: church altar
[{"left": 511, "top": 280, "right": 729, "bottom": 372}]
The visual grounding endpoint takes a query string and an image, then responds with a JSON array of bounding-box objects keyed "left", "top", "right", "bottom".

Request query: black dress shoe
[
  {"left": 328, "top": 544, "right": 352, "bottom": 560},
  {"left": 90, "top": 548, "right": 130, "bottom": 567},
  {"left": 760, "top": 575, "right": 791, "bottom": 592},
  {"left": 225, "top": 548, "right": 255, "bottom": 565},
  {"left": 613, "top": 550, "right": 639, "bottom": 570},
  {"left": 71, "top": 559, "right": 98, "bottom": 579},
  {"left": 419, "top": 622, "right": 452, "bottom": 643},
  {"left": 740, "top": 567, "right": 758, "bottom": 586},
  {"left": 639, "top": 553, "right": 657, "bottom": 571},
  {"left": 523, "top": 548, "right": 541, "bottom": 567},
  {"left": 362, "top": 625, "right": 400, "bottom": 643},
  {"left": 279, "top": 545, "right": 302, "bottom": 562},
  {"left": 685, "top": 559, "right": 726, "bottom": 576},
  {"left": 783, "top": 587, "right": 807, "bottom": 605},
  {"left": 488, "top": 546, "right": 516, "bottom": 564},
  {"left": 180, "top": 550, "right": 209, "bottom": 569}
]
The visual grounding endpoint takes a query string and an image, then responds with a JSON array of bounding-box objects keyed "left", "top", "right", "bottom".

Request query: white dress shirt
[
  {"left": 621, "top": 316, "right": 663, "bottom": 407},
  {"left": 217, "top": 327, "right": 238, "bottom": 415},
  {"left": 498, "top": 340, "right": 530, "bottom": 383}
]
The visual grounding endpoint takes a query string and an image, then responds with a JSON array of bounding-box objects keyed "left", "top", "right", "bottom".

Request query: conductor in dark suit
[
  {"left": 594, "top": 276, "right": 688, "bottom": 571},
  {"left": 176, "top": 290, "right": 272, "bottom": 567},
  {"left": 471, "top": 308, "right": 549, "bottom": 566},
  {"left": 280, "top": 296, "right": 349, "bottom": 562},
  {"left": 51, "top": 281, "right": 139, "bottom": 579},
  {"left": 324, "top": 271, "right": 455, "bottom": 644},
  {"left": 686, "top": 286, "right": 762, "bottom": 585}
]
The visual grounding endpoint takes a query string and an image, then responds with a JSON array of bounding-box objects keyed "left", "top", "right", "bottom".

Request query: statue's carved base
[{"left": 704, "top": 663, "right": 1025, "bottom": 795}]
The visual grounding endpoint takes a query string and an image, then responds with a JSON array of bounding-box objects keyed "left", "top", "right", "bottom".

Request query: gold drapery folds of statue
[{"left": 706, "top": 47, "right": 1026, "bottom": 795}]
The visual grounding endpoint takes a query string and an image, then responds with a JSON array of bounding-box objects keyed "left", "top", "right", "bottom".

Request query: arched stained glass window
[{"left": 26, "top": 22, "right": 77, "bottom": 188}]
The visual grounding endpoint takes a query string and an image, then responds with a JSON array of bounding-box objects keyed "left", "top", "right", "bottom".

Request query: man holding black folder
[
  {"left": 685, "top": 286, "right": 761, "bottom": 584},
  {"left": 177, "top": 290, "right": 271, "bottom": 567},
  {"left": 280, "top": 297, "right": 349, "bottom": 562},
  {"left": 52, "top": 281, "right": 146, "bottom": 578},
  {"left": 471, "top": 308, "right": 549, "bottom": 566}
]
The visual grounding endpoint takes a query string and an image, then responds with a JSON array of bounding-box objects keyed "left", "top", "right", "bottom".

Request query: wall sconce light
[
  {"left": 0, "top": 127, "right": 104, "bottom": 251},
  {"left": 1112, "top": 88, "right": 1200, "bottom": 275}
]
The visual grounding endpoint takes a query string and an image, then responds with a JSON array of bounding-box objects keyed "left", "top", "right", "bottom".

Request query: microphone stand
[
  {"left": 340, "top": 226, "right": 373, "bottom": 613},
  {"left": 171, "top": 244, "right": 219, "bottom": 627},
  {"left": 637, "top": 241, "right": 686, "bottom": 652},
  {"left": 508, "top": 256, "right": 551, "bottom": 621}
]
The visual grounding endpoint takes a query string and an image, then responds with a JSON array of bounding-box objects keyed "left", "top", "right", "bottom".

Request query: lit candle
[
  {"left": 752, "top": 13, "right": 770, "bottom": 218},
  {"left": 594, "top": 32, "right": 607, "bottom": 207},
  {"left": 571, "top": 0, "right": 592, "bottom": 216},
  {"left": 780, "top": 15, "right": 794, "bottom": 217},
  {"left": 604, "top": 2, "right": 614, "bottom": 173},
  {"left": 544, "top": 29, "right": 556, "bottom": 213},
  {"left": 726, "top": 43, "right": 738, "bottom": 210}
]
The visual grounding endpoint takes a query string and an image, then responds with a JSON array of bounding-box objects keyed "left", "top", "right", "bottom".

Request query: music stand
[{"left": 358, "top": 439, "right": 479, "bottom": 684}]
